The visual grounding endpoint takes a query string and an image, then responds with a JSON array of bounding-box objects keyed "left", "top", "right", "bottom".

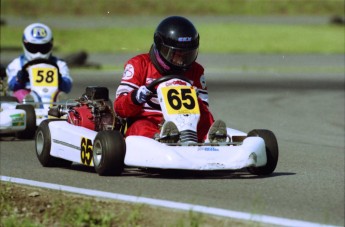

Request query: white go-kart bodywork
[
  {"left": 1, "top": 59, "right": 64, "bottom": 139},
  {"left": 0, "top": 99, "right": 37, "bottom": 139},
  {"left": 39, "top": 120, "right": 266, "bottom": 170},
  {"left": 35, "top": 77, "right": 278, "bottom": 176},
  {"left": 0, "top": 102, "right": 26, "bottom": 133}
]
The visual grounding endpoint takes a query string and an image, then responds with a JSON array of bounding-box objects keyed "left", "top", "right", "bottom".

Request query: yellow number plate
[
  {"left": 31, "top": 67, "right": 58, "bottom": 87},
  {"left": 161, "top": 86, "right": 200, "bottom": 115}
]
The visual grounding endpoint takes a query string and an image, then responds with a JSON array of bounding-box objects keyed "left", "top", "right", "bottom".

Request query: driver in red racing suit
[{"left": 114, "top": 16, "right": 227, "bottom": 143}]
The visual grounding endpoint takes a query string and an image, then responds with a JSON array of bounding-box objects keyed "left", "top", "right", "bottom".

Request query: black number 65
[{"left": 167, "top": 88, "right": 195, "bottom": 110}]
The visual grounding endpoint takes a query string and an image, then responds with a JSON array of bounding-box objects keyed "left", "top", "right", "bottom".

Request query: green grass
[
  {"left": 1, "top": 0, "right": 344, "bottom": 16},
  {"left": 1, "top": 23, "right": 343, "bottom": 54},
  {"left": 1, "top": 183, "right": 255, "bottom": 227},
  {"left": 1, "top": 0, "right": 344, "bottom": 54},
  {"left": 200, "top": 24, "right": 344, "bottom": 54}
]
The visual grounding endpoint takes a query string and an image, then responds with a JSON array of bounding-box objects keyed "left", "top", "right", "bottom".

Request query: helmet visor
[
  {"left": 160, "top": 44, "right": 198, "bottom": 68},
  {"left": 23, "top": 41, "right": 52, "bottom": 54}
]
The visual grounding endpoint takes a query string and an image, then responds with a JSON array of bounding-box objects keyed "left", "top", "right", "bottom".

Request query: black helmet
[{"left": 152, "top": 16, "right": 199, "bottom": 73}]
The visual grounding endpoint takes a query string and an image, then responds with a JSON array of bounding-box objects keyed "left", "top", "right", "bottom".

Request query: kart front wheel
[
  {"left": 16, "top": 104, "right": 36, "bottom": 139},
  {"left": 93, "top": 130, "right": 126, "bottom": 176},
  {"left": 247, "top": 129, "right": 279, "bottom": 175},
  {"left": 35, "top": 119, "right": 72, "bottom": 167}
]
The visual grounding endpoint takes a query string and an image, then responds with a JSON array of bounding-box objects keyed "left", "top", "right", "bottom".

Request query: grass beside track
[
  {"left": 1, "top": 23, "right": 343, "bottom": 54},
  {"left": 1, "top": 0, "right": 344, "bottom": 54},
  {"left": 1, "top": 0, "right": 344, "bottom": 16},
  {"left": 0, "top": 182, "right": 265, "bottom": 227}
]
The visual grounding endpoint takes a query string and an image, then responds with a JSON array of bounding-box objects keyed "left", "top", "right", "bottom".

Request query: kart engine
[{"left": 49, "top": 86, "right": 121, "bottom": 131}]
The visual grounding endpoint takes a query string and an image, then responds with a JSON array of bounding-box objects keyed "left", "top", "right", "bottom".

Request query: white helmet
[{"left": 22, "top": 23, "right": 53, "bottom": 60}]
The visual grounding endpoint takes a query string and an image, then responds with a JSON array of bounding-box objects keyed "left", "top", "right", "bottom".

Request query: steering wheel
[
  {"left": 22, "top": 58, "right": 60, "bottom": 71},
  {"left": 145, "top": 75, "right": 192, "bottom": 110}
]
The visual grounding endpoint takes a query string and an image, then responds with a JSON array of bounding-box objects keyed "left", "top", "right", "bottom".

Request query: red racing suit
[{"left": 114, "top": 53, "right": 214, "bottom": 142}]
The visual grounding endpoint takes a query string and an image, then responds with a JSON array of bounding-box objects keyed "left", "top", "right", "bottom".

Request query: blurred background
[
  {"left": 0, "top": 0, "right": 344, "bottom": 106},
  {"left": 1, "top": 0, "right": 344, "bottom": 116},
  {"left": 1, "top": 0, "right": 344, "bottom": 69}
]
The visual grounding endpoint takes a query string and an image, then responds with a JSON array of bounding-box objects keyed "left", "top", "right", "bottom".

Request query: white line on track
[{"left": 0, "top": 176, "right": 341, "bottom": 227}]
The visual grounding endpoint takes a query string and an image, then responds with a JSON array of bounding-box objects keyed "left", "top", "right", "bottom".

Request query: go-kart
[
  {"left": 35, "top": 76, "right": 278, "bottom": 176},
  {"left": 0, "top": 71, "right": 36, "bottom": 139},
  {"left": 18, "top": 58, "right": 67, "bottom": 126}
]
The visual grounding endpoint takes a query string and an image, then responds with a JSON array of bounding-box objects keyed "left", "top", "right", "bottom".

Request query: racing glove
[
  {"left": 16, "top": 70, "right": 29, "bottom": 84},
  {"left": 134, "top": 85, "right": 152, "bottom": 104}
]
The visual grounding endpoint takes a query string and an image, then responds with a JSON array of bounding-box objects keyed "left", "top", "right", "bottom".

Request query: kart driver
[
  {"left": 114, "top": 16, "right": 227, "bottom": 143},
  {"left": 6, "top": 23, "right": 73, "bottom": 102}
]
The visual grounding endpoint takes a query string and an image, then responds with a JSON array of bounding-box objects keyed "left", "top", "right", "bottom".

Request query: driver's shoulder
[
  {"left": 48, "top": 55, "right": 60, "bottom": 63},
  {"left": 191, "top": 61, "right": 204, "bottom": 71},
  {"left": 128, "top": 53, "right": 150, "bottom": 64},
  {"left": 49, "top": 55, "right": 68, "bottom": 67},
  {"left": 7, "top": 55, "right": 23, "bottom": 69},
  {"left": 184, "top": 62, "right": 204, "bottom": 80}
]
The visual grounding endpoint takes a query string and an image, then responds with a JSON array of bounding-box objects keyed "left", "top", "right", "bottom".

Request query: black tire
[
  {"left": 93, "top": 130, "right": 126, "bottom": 176},
  {"left": 0, "top": 96, "right": 18, "bottom": 102},
  {"left": 247, "top": 129, "right": 279, "bottom": 175},
  {"left": 16, "top": 104, "right": 36, "bottom": 139},
  {"left": 35, "top": 119, "right": 72, "bottom": 167}
]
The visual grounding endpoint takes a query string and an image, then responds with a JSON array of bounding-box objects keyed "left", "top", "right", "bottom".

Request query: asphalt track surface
[{"left": 1, "top": 52, "right": 344, "bottom": 226}]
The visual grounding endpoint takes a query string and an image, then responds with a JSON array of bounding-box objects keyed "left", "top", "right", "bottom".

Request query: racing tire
[
  {"left": 93, "top": 130, "right": 126, "bottom": 176},
  {"left": 247, "top": 129, "right": 279, "bottom": 175},
  {"left": 15, "top": 104, "right": 36, "bottom": 139},
  {"left": 35, "top": 119, "right": 72, "bottom": 167}
]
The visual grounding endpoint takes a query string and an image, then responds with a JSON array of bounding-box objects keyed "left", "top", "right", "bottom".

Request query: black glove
[
  {"left": 58, "top": 72, "right": 62, "bottom": 86},
  {"left": 0, "top": 64, "right": 6, "bottom": 80},
  {"left": 16, "top": 70, "right": 29, "bottom": 84}
]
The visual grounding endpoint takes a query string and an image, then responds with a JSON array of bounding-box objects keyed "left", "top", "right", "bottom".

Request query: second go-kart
[
  {"left": 0, "top": 97, "right": 37, "bottom": 139},
  {"left": 18, "top": 58, "right": 68, "bottom": 126},
  {"left": 0, "top": 72, "right": 36, "bottom": 139},
  {"left": 35, "top": 76, "right": 278, "bottom": 176}
]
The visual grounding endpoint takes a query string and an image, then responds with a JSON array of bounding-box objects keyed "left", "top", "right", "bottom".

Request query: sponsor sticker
[
  {"left": 122, "top": 64, "right": 134, "bottom": 80},
  {"left": 197, "top": 147, "right": 219, "bottom": 152},
  {"left": 10, "top": 113, "right": 25, "bottom": 126},
  {"left": 31, "top": 27, "right": 48, "bottom": 39},
  {"left": 178, "top": 37, "right": 192, "bottom": 42}
]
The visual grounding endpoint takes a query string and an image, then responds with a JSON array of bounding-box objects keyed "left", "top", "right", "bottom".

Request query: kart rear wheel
[
  {"left": 247, "top": 129, "right": 279, "bottom": 175},
  {"left": 93, "top": 130, "right": 126, "bottom": 176},
  {"left": 35, "top": 119, "right": 72, "bottom": 167},
  {"left": 16, "top": 104, "right": 36, "bottom": 139}
]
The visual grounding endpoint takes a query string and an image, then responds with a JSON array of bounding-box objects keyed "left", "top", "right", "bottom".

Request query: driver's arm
[
  {"left": 56, "top": 60, "right": 73, "bottom": 93},
  {"left": 114, "top": 60, "right": 147, "bottom": 118},
  {"left": 114, "top": 90, "right": 144, "bottom": 118},
  {"left": 6, "top": 58, "right": 26, "bottom": 91}
]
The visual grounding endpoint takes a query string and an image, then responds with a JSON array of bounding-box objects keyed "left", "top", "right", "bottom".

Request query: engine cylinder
[{"left": 68, "top": 105, "right": 95, "bottom": 130}]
